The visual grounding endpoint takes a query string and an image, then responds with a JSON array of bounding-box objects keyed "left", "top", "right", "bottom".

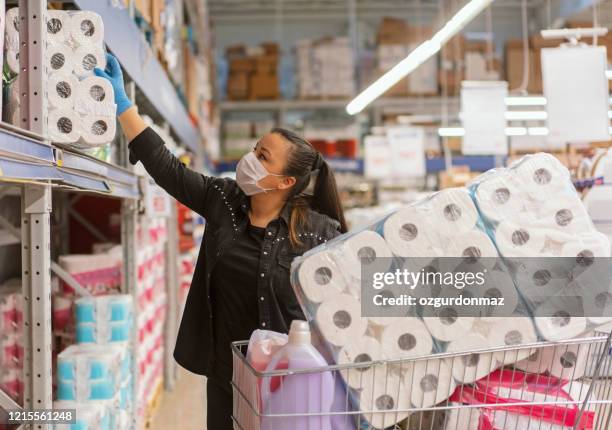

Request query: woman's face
[{"left": 253, "top": 133, "right": 296, "bottom": 191}]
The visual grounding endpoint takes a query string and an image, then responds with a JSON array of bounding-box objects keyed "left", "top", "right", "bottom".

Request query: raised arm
[{"left": 95, "top": 54, "right": 223, "bottom": 217}]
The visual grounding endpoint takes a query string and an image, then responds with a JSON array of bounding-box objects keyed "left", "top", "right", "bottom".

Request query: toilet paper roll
[
  {"left": 47, "top": 73, "right": 78, "bottom": 109},
  {"left": 513, "top": 154, "right": 568, "bottom": 200},
  {"left": 73, "top": 46, "right": 106, "bottom": 78},
  {"left": 445, "top": 333, "right": 499, "bottom": 384},
  {"left": 475, "top": 173, "right": 526, "bottom": 222},
  {"left": 359, "top": 367, "right": 410, "bottom": 430},
  {"left": 4, "top": 9, "right": 20, "bottom": 51},
  {"left": 513, "top": 348, "right": 548, "bottom": 374},
  {"left": 476, "top": 269, "right": 520, "bottom": 317},
  {"left": 405, "top": 359, "right": 456, "bottom": 408},
  {"left": 535, "top": 312, "right": 588, "bottom": 342},
  {"left": 74, "top": 77, "right": 116, "bottom": 117},
  {"left": 46, "top": 10, "right": 68, "bottom": 43},
  {"left": 495, "top": 222, "right": 546, "bottom": 257},
  {"left": 296, "top": 251, "right": 346, "bottom": 303},
  {"left": 540, "top": 196, "right": 592, "bottom": 239},
  {"left": 337, "top": 336, "right": 385, "bottom": 389},
  {"left": 315, "top": 293, "right": 368, "bottom": 347},
  {"left": 79, "top": 115, "right": 116, "bottom": 146},
  {"left": 6, "top": 49, "right": 19, "bottom": 75},
  {"left": 488, "top": 317, "right": 538, "bottom": 365},
  {"left": 380, "top": 318, "right": 433, "bottom": 359},
  {"left": 334, "top": 230, "right": 393, "bottom": 282},
  {"left": 444, "top": 229, "right": 498, "bottom": 269},
  {"left": 548, "top": 343, "right": 589, "bottom": 380},
  {"left": 69, "top": 12, "right": 105, "bottom": 46},
  {"left": 444, "top": 406, "right": 481, "bottom": 430},
  {"left": 514, "top": 262, "right": 569, "bottom": 303},
  {"left": 430, "top": 188, "right": 479, "bottom": 235},
  {"left": 561, "top": 232, "right": 611, "bottom": 259},
  {"left": 383, "top": 206, "right": 442, "bottom": 258},
  {"left": 422, "top": 289, "right": 475, "bottom": 342},
  {"left": 46, "top": 42, "right": 74, "bottom": 74},
  {"left": 48, "top": 109, "right": 80, "bottom": 143}
]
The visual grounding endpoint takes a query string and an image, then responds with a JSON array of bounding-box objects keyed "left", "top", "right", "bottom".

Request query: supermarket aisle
[{"left": 152, "top": 367, "right": 206, "bottom": 430}]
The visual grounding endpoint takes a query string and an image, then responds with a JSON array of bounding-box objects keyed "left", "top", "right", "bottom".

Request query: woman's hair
[{"left": 271, "top": 127, "right": 348, "bottom": 248}]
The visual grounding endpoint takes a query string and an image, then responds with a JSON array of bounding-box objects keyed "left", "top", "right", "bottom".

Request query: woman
[{"left": 96, "top": 54, "right": 348, "bottom": 428}]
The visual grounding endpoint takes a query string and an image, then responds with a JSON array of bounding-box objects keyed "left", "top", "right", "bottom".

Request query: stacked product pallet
[
  {"left": 0, "top": 279, "right": 24, "bottom": 405},
  {"left": 55, "top": 295, "right": 134, "bottom": 430},
  {"left": 295, "top": 37, "right": 355, "bottom": 99},
  {"left": 135, "top": 217, "right": 168, "bottom": 420},
  {"left": 226, "top": 43, "right": 280, "bottom": 100}
]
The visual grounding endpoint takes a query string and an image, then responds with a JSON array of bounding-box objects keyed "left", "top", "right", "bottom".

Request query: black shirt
[{"left": 210, "top": 222, "right": 265, "bottom": 378}]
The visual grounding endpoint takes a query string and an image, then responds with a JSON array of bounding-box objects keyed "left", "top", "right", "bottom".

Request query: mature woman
[{"left": 96, "top": 54, "right": 348, "bottom": 428}]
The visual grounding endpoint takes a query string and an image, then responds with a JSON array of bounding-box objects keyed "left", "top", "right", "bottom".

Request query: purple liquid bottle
[{"left": 260, "top": 320, "right": 335, "bottom": 430}]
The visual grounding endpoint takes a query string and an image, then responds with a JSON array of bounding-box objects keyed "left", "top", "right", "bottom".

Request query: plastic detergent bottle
[{"left": 261, "top": 320, "right": 334, "bottom": 430}]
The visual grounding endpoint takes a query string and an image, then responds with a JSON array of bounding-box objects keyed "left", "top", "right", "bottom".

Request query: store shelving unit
[{"left": 0, "top": 1, "right": 207, "bottom": 427}]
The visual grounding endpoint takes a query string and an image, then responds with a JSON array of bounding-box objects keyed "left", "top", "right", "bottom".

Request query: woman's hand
[{"left": 94, "top": 53, "right": 133, "bottom": 115}]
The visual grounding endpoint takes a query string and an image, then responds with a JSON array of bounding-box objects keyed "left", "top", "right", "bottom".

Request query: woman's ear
[{"left": 278, "top": 176, "right": 297, "bottom": 190}]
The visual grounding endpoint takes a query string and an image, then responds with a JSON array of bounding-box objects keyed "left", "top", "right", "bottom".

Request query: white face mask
[{"left": 236, "top": 151, "right": 284, "bottom": 196}]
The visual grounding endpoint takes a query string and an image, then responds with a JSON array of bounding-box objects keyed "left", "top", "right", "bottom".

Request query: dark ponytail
[{"left": 271, "top": 128, "right": 348, "bottom": 248}]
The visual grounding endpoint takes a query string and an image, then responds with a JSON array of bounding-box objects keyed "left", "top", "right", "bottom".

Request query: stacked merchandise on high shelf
[
  {"left": 0, "top": 279, "right": 24, "bottom": 406},
  {"left": 295, "top": 37, "right": 355, "bottom": 99},
  {"left": 225, "top": 42, "right": 280, "bottom": 100},
  {"left": 135, "top": 217, "right": 168, "bottom": 421}
]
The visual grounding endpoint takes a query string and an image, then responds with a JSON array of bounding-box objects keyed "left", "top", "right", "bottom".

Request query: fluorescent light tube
[
  {"left": 438, "top": 127, "right": 466, "bottom": 137},
  {"left": 505, "top": 111, "right": 548, "bottom": 121},
  {"left": 437, "top": 127, "right": 550, "bottom": 136},
  {"left": 607, "top": 70, "right": 612, "bottom": 79},
  {"left": 505, "top": 96, "right": 547, "bottom": 106},
  {"left": 346, "top": 0, "right": 494, "bottom": 115},
  {"left": 505, "top": 127, "right": 528, "bottom": 136},
  {"left": 528, "top": 127, "right": 549, "bottom": 136}
]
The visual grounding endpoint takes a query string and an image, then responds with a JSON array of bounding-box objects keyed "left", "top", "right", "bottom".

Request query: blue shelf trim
[
  {"left": 60, "top": 150, "right": 138, "bottom": 186},
  {"left": 0, "top": 127, "right": 55, "bottom": 163},
  {"left": 0, "top": 157, "right": 59, "bottom": 181},
  {"left": 108, "top": 182, "right": 140, "bottom": 200},
  {"left": 57, "top": 170, "right": 110, "bottom": 193},
  {"left": 74, "top": 0, "right": 200, "bottom": 151},
  {"left": 425, "top": 156, "right": 503, "bottom": 173}
]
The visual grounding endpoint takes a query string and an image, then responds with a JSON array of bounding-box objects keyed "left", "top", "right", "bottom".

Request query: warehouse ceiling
[{"left": 208, "top": 0, "right": 543, "bottom": 21}]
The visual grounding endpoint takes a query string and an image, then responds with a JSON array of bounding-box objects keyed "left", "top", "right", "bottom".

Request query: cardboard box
[
  {"left": 229, "top": 58, "right": 254, "bottom": 74},
  {"left": 441, "top": 34, "right": 466, "bottom": 65},
  {"left": 253, "top": 55, "right": 278, "bottom": 75},
  {"left": 377, "top": 17, "right": 409, "bottom": 44},
  {"left": 227, "top": 73, "right": 250, "bottom": 100},
  {"left": 249, "top": 74, "right": 279, "bottom": 100},
  {"left": 465, "top": 40, "right": 489, "bottom": 53},
  {"left": 261, "top": 42, "right": 280, "bottom": 56},
  {"left": 438, "top": 69, "right": 464, "bottom": 96},
  {"left": 150, "top": 0, "right": 164, "bottom": 31},
  {"left": 530, "top": 35, "right": 563, "bottom": 50},
  {"left": 506, "top": 40, "right": 542, "bottom": 93}
]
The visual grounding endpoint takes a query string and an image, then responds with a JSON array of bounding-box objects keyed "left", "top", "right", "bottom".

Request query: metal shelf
[{"left": 73, "top": 0, "right": 201, "bottom": 151}]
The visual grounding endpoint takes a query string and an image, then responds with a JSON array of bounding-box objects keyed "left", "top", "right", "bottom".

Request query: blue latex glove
[{"left": 94, "top": 53, "right": 133, "bottom": 115}]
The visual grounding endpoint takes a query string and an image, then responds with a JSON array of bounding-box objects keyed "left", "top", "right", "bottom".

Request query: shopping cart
[{"left": 232, "top": 331, "right": 612, "bottom": 430}]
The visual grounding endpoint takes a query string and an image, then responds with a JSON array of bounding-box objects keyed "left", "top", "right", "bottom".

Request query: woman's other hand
[{"left": 94, "top": 53, "right": 133, "bottom": 115}]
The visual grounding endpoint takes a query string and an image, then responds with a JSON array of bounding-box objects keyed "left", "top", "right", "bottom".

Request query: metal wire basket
[{"left": 232, "top": 331, "right": 612, "bottom": 430}]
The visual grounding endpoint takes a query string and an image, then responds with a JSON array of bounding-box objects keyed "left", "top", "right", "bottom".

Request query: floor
[{"left": 151, "top": 366, "right": 207, "bottom": 430}]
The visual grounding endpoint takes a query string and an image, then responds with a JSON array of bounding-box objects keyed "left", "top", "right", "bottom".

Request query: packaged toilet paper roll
[
  {"left": 334, "top": 230, "right": 393, "bottom": 282},
  {"left": 73, "top": 46, "right": 106, "bottom": 78},
  {"left": 337, "top": 336, "right": 385, "bottom": 389},
  {"left": 4, "top": 8, "right": 19, "bottom": 51},
  {"left": 444, "top": 406, "right": 482, "bottom": 430},
  {"left": 513, "top": 153, "right": 568, "bottom": 200},
  {"left": 75, "top": 77, "right": 116, "bottom": 117},
  {"left": 487, "top": 317, "right": 538, "bottom": 365},
  {"left": 405, "top": 359, "right": 456, "bottom": 408},
  {"left": 446, "top": 333, "right": 499, "bottom": 384},
  {"left": 314, "top": 293, "right": 368, "bottom": 347},
  {"left": 79, "top": 116, "right": 116, "bottom": 146},
  {"left": 430, "top": 188, "right": 479, "bottom": 235},
  {"left": 561, "top": 232, "right": 611, "bottom": 259},
  {"left": 383, "top": 206, "right": 442, "bottom": 258},
  {"left": 475, "top": 172, "right": 526, "bottom": 222},
  {"left": 513, "top": 348, "right": 548, "bottom": 374},
  {"left": 534, "top": 313, "right": 587, "bottom": 342},
  {"left": 46, "top": 42, "right": 74, "bottom": 74},
  {"left": 540, "top": 196, "right": 592, "bottom": 238},
  {"left": 422, "top": 289, "right": 475, "bottom": 342},
  {"left": 48, "top": 109, "right": 80, "bottom": 143},
  {"left": 380, "top": 318, "right": 433, "bottom": 360},
  {"left": 359, "top": 367, "right": 410, "bottom": 430},
  {"left": 296, "top": 251, "right": 346, "bottom": 303},
  {"left": 46, "top": 10, "right": 68, "bottom": 43},
  {"left": 495, "top": 222, "right": 546, "bottom": 257},
  {"left": 477, "top": 269, "right": 520, "bottom": 317},
  {"left": 69, "top": 11, "right": 104, "bottom": 46},
  {"left": 548, "top": 343, "right": 589, "bottom": 380},
  {"left": 444, "top": 229, "right": 498, "bottom": 269},
  {"left": 47, "top": 73, "right": 78, "bottom": 109}
]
